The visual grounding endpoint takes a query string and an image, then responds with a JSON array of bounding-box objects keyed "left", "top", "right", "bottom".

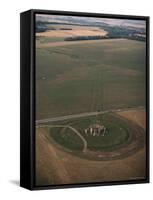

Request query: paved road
[
  {"left": 37, "top": 124, "right": 87, "bottom": 153},
  {"left": 36, "top": 106, "right": 144, "bottom": 124}
]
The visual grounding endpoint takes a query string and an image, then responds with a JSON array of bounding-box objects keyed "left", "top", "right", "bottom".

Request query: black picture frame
[{"left": 20, "top": 9, "right": 150, "bottom": 190}]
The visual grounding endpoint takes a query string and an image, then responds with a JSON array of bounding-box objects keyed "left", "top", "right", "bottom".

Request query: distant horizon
[{"left": 36, "top": 14, "right": 146, "bottom": 29}]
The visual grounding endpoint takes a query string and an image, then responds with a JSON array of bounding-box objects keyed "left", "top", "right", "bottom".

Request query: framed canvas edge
[{"left": 20, "top": 9, "right": 150, "bottom": 190}]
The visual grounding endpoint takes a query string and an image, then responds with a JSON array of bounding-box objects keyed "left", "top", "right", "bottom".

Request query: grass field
[
  {"left": 48, "top": 113, "right": 132, "bottom": 152},
  {"left": 36, "top": 39, "right": 146, "bottom": 120},
  {"left": 36, "top": 36, "right": 64, "bottom": 44},
  {"left": 42, "top": 111, "right": 145, "bottom": 161},
  {"left": 49, "top": 126, "right": 84, "bottom": 151},
  {"left": 36, "top": 109, "right": 146, "bottom": 185},
  {"left": 35, "top": 15, "right": 147, "bottom": 186}
]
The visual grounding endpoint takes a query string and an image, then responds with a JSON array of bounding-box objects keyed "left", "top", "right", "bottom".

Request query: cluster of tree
[
  {"left": 49, "top": 27, "right": 57, "bottom": 30},
  {"left": 64, "top": 35, "right": 108, "bottom": 41},
  {"left": 35, "top": 21, "right": 48, "bottom": 33},
  {"left": 36, "top": 21, "right": 73, "bottom": 32},
  {"left": 104, "top": 26, "right": 136, "bottom": 37},
  {"left": 127, "top": 35, "right": 146, "bottom": 42},
  {"left": 102, "top": 26, "right": 146, "bottom": 42},
  {"left": 59, "top": 28, "right": 72, "bottom": 30}
]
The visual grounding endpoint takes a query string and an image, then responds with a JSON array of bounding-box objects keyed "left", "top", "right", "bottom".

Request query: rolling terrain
[
  {"left": 36, "top": 109, "right": 146, "bottom": 186},
  {"left": 35, "top": 19, "right": 146, "bottom": 186},
  {"left": 36, "top": 39, "right": 146, "bottom": 119}
]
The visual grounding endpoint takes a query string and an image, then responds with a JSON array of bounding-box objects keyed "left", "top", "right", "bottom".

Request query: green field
[
  {"left": 47, "top": 113, "right": 132, "bottom": 152},
  {"left": 36, "top": 39, "right": 146, "bottom": 119},
  {"left": 36, "top": 36, "right": 64, "bottom": 44},
  {"left": 48, "top": 127, "right": 84, "bottom": 151}
]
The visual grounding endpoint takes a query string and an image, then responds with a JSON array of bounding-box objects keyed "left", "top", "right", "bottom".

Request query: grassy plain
[
  {"left": 36, "top": 39, "right": 146, "bottom": 119},
  {"left": 35, "top": 26, "right": 146, "bottom": 185},
  {"left": 36, "top": 109, "right": 146, "bottom": 186},
  {"left": 48, "top": 113, "right": 131, "bottom": 152}
]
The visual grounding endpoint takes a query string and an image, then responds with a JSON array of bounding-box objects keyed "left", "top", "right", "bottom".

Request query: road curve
[
  {"left": 37, "top": 124, "right": 87, "bottom": 153},
  {"left": 68, "top": 126, "right": 87, "bottom": 153}
]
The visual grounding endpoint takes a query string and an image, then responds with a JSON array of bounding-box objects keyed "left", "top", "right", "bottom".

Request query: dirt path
[
  {"left": 68, "top": 126, "right": 87, "bottom": 153},
  {"left": 37, "top": 125, "right": 87, "bottom": 153}
]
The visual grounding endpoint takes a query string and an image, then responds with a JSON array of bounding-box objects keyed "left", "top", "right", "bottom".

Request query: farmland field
[
  {"left": 35, "top": 15, "right": 147, "bottom": 187},
  {"left": 36, "top": 39, "right": 146, "bottom": 119},
  {"left": 44, "top": 112, "right": 145, "bottom": 161},
  {"left": 36, "top": 24, "right": 107, "bottom": 38},
  {"left": 36, "top": 109, "right": 146, "bottom": 185}
]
